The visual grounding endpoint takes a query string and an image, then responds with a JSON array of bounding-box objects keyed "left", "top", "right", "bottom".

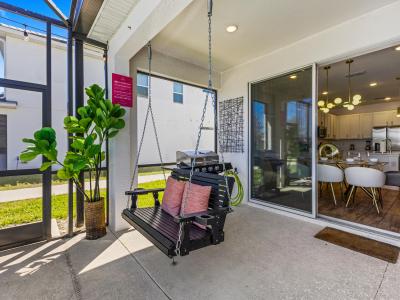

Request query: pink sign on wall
[{"left": 112, "top": 73, "right": 133, "bottom": 107}]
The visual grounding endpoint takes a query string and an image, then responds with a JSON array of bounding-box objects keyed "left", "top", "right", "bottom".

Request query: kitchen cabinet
[
  {"left": 337, "top": 114, "right": 360, "bottom": 139},
  {"left": 388, "top": 110, "right": 400, "bottom": 126},
  {"left": 359, "top": 113, "right": 373, "bottom": 139},
  {"left": 319, "top": 110, "right": 400, "bottom": 140},
  {"left": 373, "top": 111, "right": 391, "bottom": 127},
  {"left": 326, "top": 114, "right": 337, "bottom": 139}
]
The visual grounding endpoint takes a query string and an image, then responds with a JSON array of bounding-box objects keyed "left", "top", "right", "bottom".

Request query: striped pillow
[{"left": 161, "top": 177, "right": 186, "bottom": 217}]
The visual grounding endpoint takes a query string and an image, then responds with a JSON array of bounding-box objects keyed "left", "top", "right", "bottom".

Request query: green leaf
[
  {"left": 77, "top": 107, "right": 87, "bottom": 118},
  {"left": 45, "top": 148, "right": 58, "bottom": 161},
  {"left": 20, "top": 151, "right": 39, "bottom": 162},
  {"left": 99, "top": 100, "right": 107, "bottom": 111},
  {"left": 86, "top": 144, "right": 101, "bottom": 158},
  {"left": 71, "top": 138, "right": 85, "bottom": 151},
  {"left": 39, "top": 161, "right": 56, "bottom": 171},
  {"left": 105, "top": 99, "right": 113, "bottom": 111},
  {"left": 37, "top": 139, "right": 50, "bottom": 150},
  {"left": 64, "top": 116, "right": 79, "bottom": 126},
  {"left": 113, "top": 119, "right": 125, "bottom": 129},
  {"left": 22, "top": 138, "right": 37, "bottom": 144},
  {"left": 96, "top": 108, "right": 105, "bottom": 121},
  {"left": 57, "top": 168, "right": 70, "bottom": 180},
  {"left": 84, "top": 134, "right": 95, "bottom": 147},
  {"left": 67, "top": 126, "right": 85, "bottom": 134},
  {"left": 107, "top": 130, "right": 119, "bottom": 138},
  {"left": 94, "top": 126, "right": 103, "bottom": 140},
  {"left": 34, "top": 128, "right": 56, "bottom": 144},
  {"left": 72, "top": 159, "right": 87, "bottom": 171},
  {"left": 78, "top": 117, "right": 92, "bottom": 130}
]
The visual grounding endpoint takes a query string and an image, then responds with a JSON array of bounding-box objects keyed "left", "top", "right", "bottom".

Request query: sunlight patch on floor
[
  {"left": 45, "top": 234, "right": 85, "bottom": 257},
  {"left": 0, "top": 251, "right": 24, "bottom": 265},
  {"left": 16, "top": 254, "right": 61, "bottom": 277},
  {"left": 5, "top": 240, "right": 59, "bottom": 267},
  {"left": 78, "top": 239, "right": 131, "bottom": 275},
  {"left": 116, "top": 228, "right": 154, "bottom": 254}
]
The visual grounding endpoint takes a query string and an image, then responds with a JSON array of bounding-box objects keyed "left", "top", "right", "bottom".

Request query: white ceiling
[
  {"left": 318, "top": 45, "right": 400, "bottom": 110},
  {"left": 88, "top": 0, "right": 140, "bottom": 43},
  {"left": 151, "top": 0, "right": 398, "bottom": 72}
]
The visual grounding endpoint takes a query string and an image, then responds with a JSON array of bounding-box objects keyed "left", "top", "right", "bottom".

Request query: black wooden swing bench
[{"left": 122, "top": 168, "right": 234, "bottom": 257}]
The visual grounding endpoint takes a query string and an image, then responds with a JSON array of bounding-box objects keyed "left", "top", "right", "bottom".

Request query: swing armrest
[
  {"left": 174, "top": 211, "right": 216, "bottom": 226},
  {"left": 125, "top": 188, "right": 165, "bottom": 209},
  {"left": 125, "top": 188, "right": 165, "bottom": 196}
]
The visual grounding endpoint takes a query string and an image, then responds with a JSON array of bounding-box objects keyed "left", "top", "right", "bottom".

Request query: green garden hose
[{"left": 225, "top": 170, "right": 244, "bottom": 206}]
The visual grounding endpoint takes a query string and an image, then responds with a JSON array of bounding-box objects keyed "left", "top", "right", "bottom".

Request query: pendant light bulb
[
  {"left": 317, "top": 100, "right": 325, "bottom": 107},
  {"left": 352, "top": 94, "right": 362, "bottom": 105},
  {"left": 347, "top": 104, "right": 355, "bottom": 111},
  {"left": 327, "top": 103, "right": 334, "bottom": 109},
  {"left": 334, "top": 97, "right": 342, "bottom": 104}
]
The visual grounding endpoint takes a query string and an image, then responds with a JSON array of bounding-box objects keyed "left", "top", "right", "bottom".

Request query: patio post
[
  {"left": 74, "top": 38, "right": 85, "bottom": 227},
  {"left": 108, "top": 54, "right": 134, "bottom": 232}
]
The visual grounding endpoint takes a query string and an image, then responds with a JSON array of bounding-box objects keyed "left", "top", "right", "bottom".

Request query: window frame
[{"left": 136, "top": 72, "right": 149, "bottom": 97}]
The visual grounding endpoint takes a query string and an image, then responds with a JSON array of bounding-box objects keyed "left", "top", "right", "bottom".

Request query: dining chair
[
  {"left": 317, "top": 164, "right": 344, "bottom": 206},
  {"left": 344, "top": 167, "right": 385, "bottom": 214}
]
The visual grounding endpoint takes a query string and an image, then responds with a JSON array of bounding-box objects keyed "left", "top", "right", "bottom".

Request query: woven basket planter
[{"left": 85, "top": 198, "right": 106, "bottom": 240}]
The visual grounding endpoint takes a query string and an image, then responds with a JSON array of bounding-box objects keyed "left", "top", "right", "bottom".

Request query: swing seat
[{"left": 122, "top": 168, "right": 234, "bottom": 257}]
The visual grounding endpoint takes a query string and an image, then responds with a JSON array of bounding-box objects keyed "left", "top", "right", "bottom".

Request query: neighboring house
[
  {"left": 0, "top": 24, "right": 215, "bottom": 171},
  {"left": 0, "top": 24, "right": 105, "bottom": 171},
  {"left": 136, "top": 72, "right": 215, "bottom": 165}
]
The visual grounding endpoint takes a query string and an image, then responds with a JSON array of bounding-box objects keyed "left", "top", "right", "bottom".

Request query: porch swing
[{"left": 122, "top": 0, "right": 234, "bottom": 258}]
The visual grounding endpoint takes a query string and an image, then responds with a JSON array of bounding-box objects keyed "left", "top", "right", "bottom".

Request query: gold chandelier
[{"left": 319, "top": 59, "right": 362, "bottom": 112}]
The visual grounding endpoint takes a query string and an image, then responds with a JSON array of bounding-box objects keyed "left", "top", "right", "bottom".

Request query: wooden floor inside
[{"left": 318, "top": 184, "right": 400, "bottom": 234}]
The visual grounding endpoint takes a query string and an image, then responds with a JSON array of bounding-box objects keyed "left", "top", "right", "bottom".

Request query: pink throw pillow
[
  {"left": 181, "top": 182, "right": 211, "bottom": 229},
  {"left": 161, "top": 177, "right": 185, "bottom": 217}
]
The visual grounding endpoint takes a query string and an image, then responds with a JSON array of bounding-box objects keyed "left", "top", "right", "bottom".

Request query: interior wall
[{"left": 220, "top": 1, "right": 400, "bottom": 205}]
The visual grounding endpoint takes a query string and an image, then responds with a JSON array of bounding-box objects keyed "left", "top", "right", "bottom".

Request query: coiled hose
[{"left": 225, "top": 170, "right": 243, "bottom": 206}]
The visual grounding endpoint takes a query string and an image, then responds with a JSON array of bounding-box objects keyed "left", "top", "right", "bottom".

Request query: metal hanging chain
[
  {"left": 175, "top": 0, "right": 232, "bottom": 257},
  {"left": 175, "top": 91, "right": 210, "bottom": 256},
  {"left": 128, "top": 42, "right": 166, "bottom": 208}
]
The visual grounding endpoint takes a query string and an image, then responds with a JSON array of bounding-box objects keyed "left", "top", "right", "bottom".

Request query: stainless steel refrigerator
[
  {"left": 388, "top": 126, "right": 400, "bottom": 151},
  {"left": 372, "top": 127, "right": 387, "bottom": 151}
]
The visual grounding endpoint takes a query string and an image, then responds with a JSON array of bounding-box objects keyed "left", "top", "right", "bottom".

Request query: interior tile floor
[
  {"left": 0, "top": 205, "right": 399, "bottom": 300},
  {"left": 319, "top": 184, "right": 400, "bottom": 234}
]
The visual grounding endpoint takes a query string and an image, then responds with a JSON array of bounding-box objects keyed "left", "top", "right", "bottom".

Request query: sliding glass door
[{"left": 250, "top": 67, "right": 313, "bottom": 213}]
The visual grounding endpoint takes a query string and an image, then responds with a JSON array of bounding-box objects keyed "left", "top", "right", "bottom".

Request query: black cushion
[{"left": 385, "top": 171, "right": 400, "bottom": 186}]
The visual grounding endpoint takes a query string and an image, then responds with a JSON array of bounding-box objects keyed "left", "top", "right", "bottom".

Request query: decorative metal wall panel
[{"left": 219, "top": 96, "right": 244, "bottom": 153}]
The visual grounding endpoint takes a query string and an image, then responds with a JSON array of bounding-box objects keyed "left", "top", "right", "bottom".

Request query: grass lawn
[
  {"left": 0, "top": 167, "right": 168, "bottom": 191},
  {"left": 0, "top": 180, "right": 165, "bottom": 229}
]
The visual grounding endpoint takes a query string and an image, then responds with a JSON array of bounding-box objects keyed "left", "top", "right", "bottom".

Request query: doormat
[{"left": 314, "top": 227, "right": 399, "bottom": 263}]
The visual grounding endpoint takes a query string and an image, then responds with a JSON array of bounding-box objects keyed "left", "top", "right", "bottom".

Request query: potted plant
[{"left": 20, "top": 84, "right": 126, "bottom": 239}]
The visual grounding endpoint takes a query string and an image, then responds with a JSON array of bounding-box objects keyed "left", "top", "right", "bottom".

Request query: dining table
[{"left": 318, "top": 158, "right": 387, "bottom": 171}]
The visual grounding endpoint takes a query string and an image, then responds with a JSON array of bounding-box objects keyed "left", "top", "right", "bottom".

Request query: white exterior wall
[
  {"left": 219, "top": 1, "right": 400, "bottom": 205},
  {"left": 0, "top": 31, "right": 104, "bottom": 171},
  {"left": 137, "top": 77, "right": 215, "bottom": 165}
]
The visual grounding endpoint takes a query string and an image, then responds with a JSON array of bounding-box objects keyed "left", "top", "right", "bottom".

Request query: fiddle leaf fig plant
[{"left": 20, "top": 84, "right": 126, "bottom": 202}]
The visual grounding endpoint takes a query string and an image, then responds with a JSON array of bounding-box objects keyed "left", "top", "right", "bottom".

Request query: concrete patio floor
[{"left": 0, "top": 205, "right": 399, "bottom": 299}]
